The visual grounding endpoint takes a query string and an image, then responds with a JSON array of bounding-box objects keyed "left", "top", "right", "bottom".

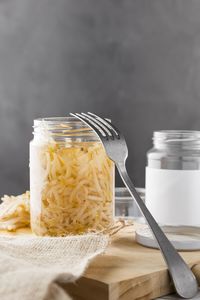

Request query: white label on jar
[{"left": 145, "top": 167, "right": 200, "bottom": 226}]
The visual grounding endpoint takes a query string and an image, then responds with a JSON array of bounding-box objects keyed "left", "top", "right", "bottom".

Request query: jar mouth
[
  {"left": 154, "top": 130, "right": 200, "bottom": 140},
  {"left": 153, "top": 130, "right": 200, "bottom": 149},
  {"left": 35, "top": 116, "right": 84, "bottom": 124},
  {"left": 33, "top": 116, "right": 98, "bottom": 141}
]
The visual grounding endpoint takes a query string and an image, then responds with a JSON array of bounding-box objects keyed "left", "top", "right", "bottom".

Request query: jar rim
[
  {"left": 154, "top": 130, "right": 200, "bottom": 138},
  {"left": 153, "top": 130, "right": 200, "bottom": 149},
  {"left": 34, "top": 116, "right": 89, "bottom": 126},
  {"left": 33, "top": 116, "right": 98, "bottom": 141}
]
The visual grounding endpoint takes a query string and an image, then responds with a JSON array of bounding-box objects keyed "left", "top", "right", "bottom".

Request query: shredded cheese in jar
[{"left": 30, "top": 118, "right": 114, "bottom": 236}]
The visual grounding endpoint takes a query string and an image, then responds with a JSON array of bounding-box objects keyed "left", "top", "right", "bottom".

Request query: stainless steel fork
[{"left": 70, "top": 112, "right": 198, "bottom": 299}]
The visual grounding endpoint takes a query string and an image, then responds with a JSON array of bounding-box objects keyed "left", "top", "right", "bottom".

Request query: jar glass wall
[{"left": 30, "top": 117, "right": 115, "bottom": 236}]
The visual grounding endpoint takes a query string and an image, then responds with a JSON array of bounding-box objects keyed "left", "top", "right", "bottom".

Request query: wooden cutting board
[
  {"left": 2, "top": 225, "right": 200, "bottom": 300},
  {"left": 65, "top": 224, "right": 200, "bottom": 300}
]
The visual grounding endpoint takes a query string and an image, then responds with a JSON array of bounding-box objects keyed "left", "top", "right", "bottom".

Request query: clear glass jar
[
  {"left": 30, "top": 117, "right": 115, "bottom": 236},
  {"left": 146, "top": 130, "right": 200, "bottom": 226}
]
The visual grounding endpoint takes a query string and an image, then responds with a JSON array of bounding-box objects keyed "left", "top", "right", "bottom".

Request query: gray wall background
[{"left": 0, "top": 0, "right": 200, "bottom": 195}]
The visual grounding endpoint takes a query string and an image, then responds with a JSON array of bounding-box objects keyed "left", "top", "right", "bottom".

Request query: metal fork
[{"left": 70, "top": 112, "right": 198, "bottom": 299}]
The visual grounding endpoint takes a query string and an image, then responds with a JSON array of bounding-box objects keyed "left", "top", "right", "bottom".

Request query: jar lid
[{"left": 136, "top": 225, "right": 200, "bottom": 251}]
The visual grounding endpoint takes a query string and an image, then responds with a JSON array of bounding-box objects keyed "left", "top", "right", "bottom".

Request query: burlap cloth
[{"left": 0, "top": 233, "right": 108, "bottom": 300}]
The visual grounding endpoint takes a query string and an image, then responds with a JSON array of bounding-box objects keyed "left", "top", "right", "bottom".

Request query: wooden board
[
  {"left": 2, "top": 225, "right": 200, "bottom": 300},
  {"left": 64, "top": 225, "right": 200, "bottom": 300}
]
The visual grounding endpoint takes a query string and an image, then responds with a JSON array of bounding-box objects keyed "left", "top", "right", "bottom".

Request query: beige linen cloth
[{"left": 0, "top": 233, "right": 108, "bottom": 300}]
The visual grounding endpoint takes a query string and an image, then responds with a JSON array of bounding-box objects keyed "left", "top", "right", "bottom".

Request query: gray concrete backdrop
[{"left": 0, "top": 0, "right": 200, "bottom": 195}]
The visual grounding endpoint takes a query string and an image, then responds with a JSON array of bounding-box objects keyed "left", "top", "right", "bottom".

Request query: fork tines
[{"left": 70, "top": 112, "right": 120, "bottom": 140}]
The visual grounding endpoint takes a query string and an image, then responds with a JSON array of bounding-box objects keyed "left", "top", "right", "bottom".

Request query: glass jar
[
  {"left": 30, "top": 117, "right": 115, "bottom": 236},
  {"left": 146, "top": 130, "right": 200, "bottom": 226}
]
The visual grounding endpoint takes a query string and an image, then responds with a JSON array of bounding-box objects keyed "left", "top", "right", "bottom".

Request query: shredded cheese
[
  {"left": 30, "top": 141, "right": 114, "bottom": 236},
  {"left": 0, "top": 191, "right": 30, "bottom": 231}
]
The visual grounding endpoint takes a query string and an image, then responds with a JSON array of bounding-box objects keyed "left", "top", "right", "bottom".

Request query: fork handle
[{"left": 116, "top": 162, "right": 198, "bottom": 299}]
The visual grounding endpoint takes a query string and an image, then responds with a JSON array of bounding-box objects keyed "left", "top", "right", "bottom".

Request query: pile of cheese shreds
[{"left": 0, "top": 191, "right": 30, "bottom": 231}]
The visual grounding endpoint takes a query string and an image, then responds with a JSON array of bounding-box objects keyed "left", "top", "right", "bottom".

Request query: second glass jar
[{"left": 146, "top": 130, "right": 200, "bottom": 226}]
